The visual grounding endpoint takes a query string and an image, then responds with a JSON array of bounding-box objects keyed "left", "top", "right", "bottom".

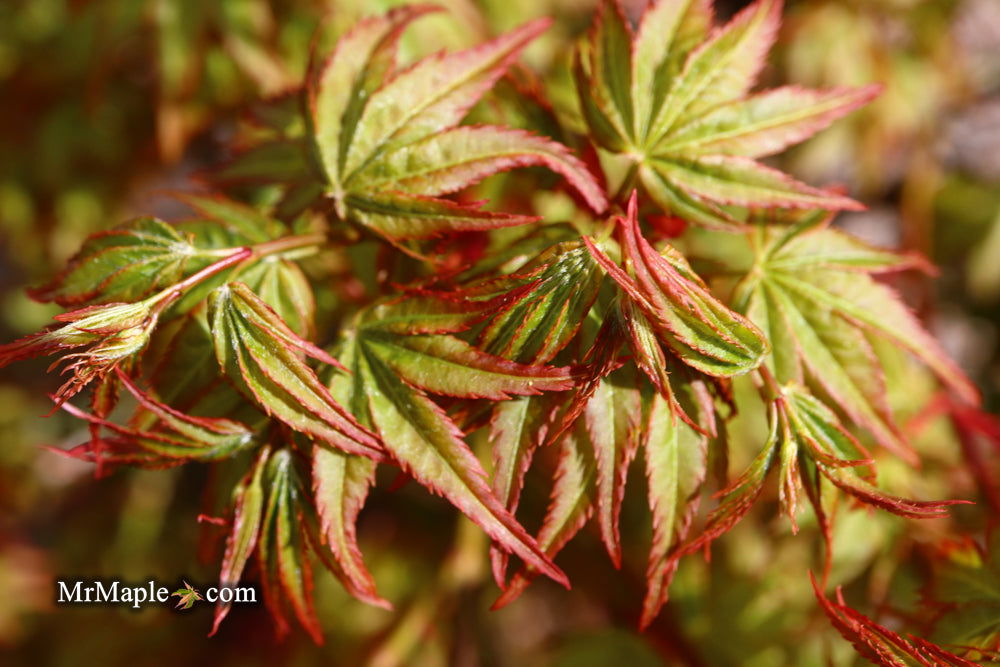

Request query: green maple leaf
[
  {"left": 585, "top": 193, "right": 768, "bottom": 378},
  {"left": 213, "top": 6, "right": 608, "bottom": 253},
  {"left": 319, "top": 296, "right": 575, "bottom": 588},
  {"left": 576, "top": 0, "right": 877, "bottom": 227},
  {"left": 675, "top": 383, "right": 966, "bottom": 569},
  {"left": 309, "top": 6, "right": 607, "bottom": 246},
  {"left": 208, "top": 282, "right": 384, "bottom": 462},
  {"left": 732, "top": 213, "right": 980, "bottom": 462},
  {"left": 171, "top": 581, "right": 204, "bottom": 610}
]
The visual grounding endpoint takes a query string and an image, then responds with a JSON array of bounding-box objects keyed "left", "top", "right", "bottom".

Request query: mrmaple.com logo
[{"left": 55, "top": 578, "right": 258, "bottom": 610}]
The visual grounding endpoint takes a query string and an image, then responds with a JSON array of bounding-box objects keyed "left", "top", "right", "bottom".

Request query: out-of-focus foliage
[{"left": 0, "top": 0, "right": 998, "bottom": 665}]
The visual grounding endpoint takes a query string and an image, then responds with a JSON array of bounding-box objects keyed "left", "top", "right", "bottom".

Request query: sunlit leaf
[
  {"left": 310, "top": 9, "right": 606, "bottom": 244},
  {"left": 734, "top": 217, "right": 980, "bottom": 460},
  {"left": 577, "top": 0, "right": 872, "bottom": 227},
  {"left": 209, "top": 282, "right": 384, "bottom": 460},
  {"left": 585, "top": 194, "right": 767, "bottom": 377}
]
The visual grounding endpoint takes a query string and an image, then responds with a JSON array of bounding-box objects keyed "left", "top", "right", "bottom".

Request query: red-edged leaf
[
  {"left": 312, "top": 447, "right": 389, "bottom": 608},
  {"left": 359, "top": 330, "right": 573, "bottom": 400},
  {"left": 647, "top": 0, "right": 783, "bottom": 141},
  {"left": 641, "top": 390, "right": 708, "bottom": 629},
  {"left": 209, "top": 283, "right": 384, "bottom": 461},
  {"left": 310, "top": 5, "right": 439, "bottom": 191},
  {"left": 657, "top": 85, "right": 881, "bottom": 158},
  {"left": 211, "top": 445, "right": 269, "bottom": 635},
  {"left": 258, "top": 448, "right": 323, "bottom": 643},
  {"left": 351, "top": 125, "right": 606, "bottom": 213},
  {"left": 345, "top": 190, "right": 539, "bottom": 241},
  {"left": 342, "top": 18, "right": 551, "bottom": 177},
  {"left": 648, "top": 154, "right": 863, "bottom": 211},
  {"left": 811, "top": 573, "right": 978, "bottom": 667},
  {"left": 585, "top": 194, "right": 767, "bottom": 377},
  {"left": 492, "top": 429, "right": 596, "bottom": 608},
  {"left": 355, "top": 339, "right": 568, "bottom": 587},
  {"left": 584, "top": 367, "right": 642, "bottom": 567},
  {"left": 487, "top": 394, "right": 554, "bottom": 585}
]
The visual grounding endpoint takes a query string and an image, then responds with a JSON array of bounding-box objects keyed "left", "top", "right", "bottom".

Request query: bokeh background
[{"left": 0, "top": 0, "right": 998, "bottom": 664}]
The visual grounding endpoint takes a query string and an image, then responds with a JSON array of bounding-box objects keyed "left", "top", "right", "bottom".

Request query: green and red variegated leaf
[
  {"left": 577, "top": 0, "right": 872, "bottom": 226},
  {"left": 678, "top": 382, "right": 967, "bottom": 563},
  {"left": 310, "top": 10, "right": 605, "bottom": 245},
  {"left": 258, "top": 448, "right": 323, "bottom": 643},
  {"left": 585, "top": 194, "right": 767, "bottom": 377},
  {"left": 312, "top": 447, "right": 388, "bottom": 608},
  {"left": 734, "top": 220, "right": 977, "bottom": 461},
  {"left": 340, "top": 18, "right": 550, "bottom": 177},
  {"left": 29, "top": 218, "right": 198, "bottom": 306},
  {"left": 489, "top": 396, "right": 555, "bottom": 514},
  {"left": 211, "top": 445, "right": 269, "bottom": 636},
  {"left": 620, "top": 298, "right": 673, "bottom": 398},
  {"left": 657, "top": 85, "right": 881, "bottom": 158},
  {"left": 783, "top": 384, "right": 969, "bottom": 522},
  {"left": 647, "top": 0, "right": 782, "bottom": 140},
  {"left": 646, "top": 155, "right": 862, "bottom": 212},
  {"left": 582, "top": 0, "right": 635, "bottom": 144},
  {"left": 358, "top": 330, "right": 573, "bottom": 400},
  {"left": 344, "top": 191, "right": 539, "bottom": 241},
  {"left": 476, "top": 243, "right": 600, "bottom": 584},
  {"left": 355, "top": 340, "right": 567, "bottom": 587},
  {"left": 350, "top": 126, "right": 606, "bottom": 213},
  {"left": 631, "top": 0, "right": 713, "bottom": 138},
  {"left": 209, "top": 283, "right": 384, "bottom": 461},
  {"left": 492, "top": 428, "right": 596, "bottom": 608},
  {"left": 118, "top": 369, "right": 253, "bottom": 453},
  {"left": 584, "top": 367, "right": 642, "bottom": 567},
  {"left": 811, "top": 573, "right": 979, "bottom": 667},
  {"left": 357, "top": 293, "right": 498, "bottom": 335},
  {"left": 761, "top": 218, "right": 931, "bottom": 273},
  {"left": 239, "top": 258, "right": 317, "bottom": 339},
  {"left": 308, "top": 331, "right": 388, "bottom": 608},
  {"left": 488, "top": 394, "right": 555, "bottom": 584},
  {"left": 478, "top": 243, "right": 604, "bottom": 364},
  {"left": 573, "top": 47, "right": 628, "bottom": 153},
  {"left": 677, "top": 400, "right": 780, "bottom": 558},
  {"left": 641, "top": 390, "right": 708, "bottom": 630},
  {"left": 59, "top": 401, "right": 251, "bottom": 462},
  {"left": 760, "top": 279, "right": 909, "bottom": 460},
  {"left": 309, "top": 5, "right": 439, "bottom": 192},
  {"left": 776, "top": 270, "right": 979, "bottom": 405}
]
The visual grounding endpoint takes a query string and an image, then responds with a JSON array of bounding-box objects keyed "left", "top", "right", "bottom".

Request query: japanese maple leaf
[
  {"left": 732, "top": 212, "right": 980, "bottom": 462},
  {"left": 308, "top": 6, "right": 607, "bottom": 248},
  {"left": 576, "top": 0, "right": 877, "bottom": 228},
  {"left": 584, "top": 193, "right": 768, "bottom": 379},
  {"left": 172, "top": 581, "right": 203, "bottom": 610},
  {"left": 320, "top": 297, "right": 575, "bottom": 589}
]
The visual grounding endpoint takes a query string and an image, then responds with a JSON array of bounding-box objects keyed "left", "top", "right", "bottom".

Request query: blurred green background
[{"left": 0, "top": 0, "right": 998, "bottom": 664}]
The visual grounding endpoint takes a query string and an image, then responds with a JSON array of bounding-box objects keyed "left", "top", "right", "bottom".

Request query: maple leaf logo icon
[{"left": 171, "top": 581, "right": 203, "bottom": 610}]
